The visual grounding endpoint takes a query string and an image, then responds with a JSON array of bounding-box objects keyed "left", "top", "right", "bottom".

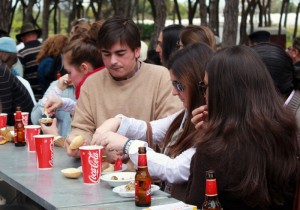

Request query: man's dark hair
[{"left": 97, "top": 16, "right": 141, "bottom": 51}]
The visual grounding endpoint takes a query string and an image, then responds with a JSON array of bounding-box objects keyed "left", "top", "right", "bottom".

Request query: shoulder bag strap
[{"left": 146, "top": 121, "right": 153, "bottom": 148}]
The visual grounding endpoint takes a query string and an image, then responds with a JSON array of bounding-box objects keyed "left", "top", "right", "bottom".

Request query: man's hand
[{"left": 65, "top": 134, "right": 84, "bottom": 157}]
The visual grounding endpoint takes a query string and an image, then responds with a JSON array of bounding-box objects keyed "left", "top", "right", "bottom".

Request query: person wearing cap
[
  {"left": 0, "top": 37, "right": 34, "bottom": 125},
  {"left": 16, "top": 22, "right": 42, "bottom": 101},
  {"left": 287, "top": 36, "right": 300, "bottom": 89},
  {"left": 248, "top": 30, "right": 271, "bottom": 46},
  {"left": 0, "top": 28, "right": 24, "bottom": 77}
]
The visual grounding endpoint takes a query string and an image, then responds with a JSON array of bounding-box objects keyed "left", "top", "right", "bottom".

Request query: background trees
[{"left": 1, "top": 0, "right": 299, "bottom": 49}]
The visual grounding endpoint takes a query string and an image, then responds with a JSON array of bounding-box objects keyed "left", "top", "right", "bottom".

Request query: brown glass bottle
[
  {"left": 202, "top": 170, "right": 222, "bottom": 210},
  {"left": 14, "top": 108, "right": 26, "bottom": 147},
  {"left": 135, "top": 146, "right": 151, "bottom": 207}
]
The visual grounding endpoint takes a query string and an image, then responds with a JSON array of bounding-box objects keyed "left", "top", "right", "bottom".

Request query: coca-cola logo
[
  {"left": 22, "top": 115, "right": 28, "bottom": 125},
  {"left": 88, "top": 151, "right": 99, "bottom": 183},
  {"left": 49, "top": 139, "right": 54, "bottom": 166}
]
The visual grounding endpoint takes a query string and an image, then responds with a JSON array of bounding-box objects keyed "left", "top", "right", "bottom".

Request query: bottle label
[
  {"left": 135, "top": 179, "right": 151, "bottom": 204},
  {"left": 138, "top": 154, "right": 147, "bottom": 167},
  {"left": 205, "top": 179, "right": 218, "bottom": 196}
]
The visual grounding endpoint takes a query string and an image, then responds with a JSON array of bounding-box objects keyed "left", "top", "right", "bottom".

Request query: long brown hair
[
  {"left": 180, "top": 25, "right": 216, "bottom": 50},
  {"left": 164, "top": 43, "right": 213, "bottom": 156},
  {"left": 199, "top": 45, "right": 299, "bottom": 208},
  {"left": 36, "top": 34, "right": 68, "bottom": 62}
]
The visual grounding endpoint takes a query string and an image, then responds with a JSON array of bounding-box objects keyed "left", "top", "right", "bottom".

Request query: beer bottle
[
  {"left": 14, "top": 107, "right": 25, "bottom": 147},
  {"left": 135, "top": 146, "right": 151, "bottom": 207},
  {"left": 202, "top": 170, "right": 222, "bottom": 210}
]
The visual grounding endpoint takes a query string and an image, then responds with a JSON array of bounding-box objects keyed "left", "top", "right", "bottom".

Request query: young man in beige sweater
[{"left": 65, "top": 16, "right": 182, "bottom": 158}]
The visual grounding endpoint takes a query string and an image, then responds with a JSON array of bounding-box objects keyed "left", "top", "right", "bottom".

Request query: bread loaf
[
  {"left": 61, "top": 168, "right": 82, "bottom": 179},
  {"left": 69, "top": 135, "right": 84, "bottom": 149}
]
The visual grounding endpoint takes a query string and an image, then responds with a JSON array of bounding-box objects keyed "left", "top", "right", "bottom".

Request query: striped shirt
[
  {"left": 18, "top": 40, "right": 42, "bottom": 101},
  {"left": 0, "top": 62, "right": 34, "bottom": 125}
]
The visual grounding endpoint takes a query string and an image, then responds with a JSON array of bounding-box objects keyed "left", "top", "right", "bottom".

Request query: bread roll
[
  {"left": 61, "top": 168, "right": 82, "bottom": 179},
  {"left": 69, "top": 135, "right": 84, "bottom": 149},
  {"left": 39, "top": 118, "right": 53, "bottom": 126}
]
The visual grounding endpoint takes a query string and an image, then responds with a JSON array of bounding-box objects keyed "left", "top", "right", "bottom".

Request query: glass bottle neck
[
  {"left": 138, "top": 154, "right": 148, "bottom": 167},
  {"left": 205, "top": 179, "right": 218, "bottom": 196}
]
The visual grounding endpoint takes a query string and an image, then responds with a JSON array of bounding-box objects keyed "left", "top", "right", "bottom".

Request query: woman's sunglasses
[{"left": 172, "top": 81, "right": 184, "bottom": 92}]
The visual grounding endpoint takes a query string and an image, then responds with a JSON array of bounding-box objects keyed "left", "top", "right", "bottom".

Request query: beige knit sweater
[{"left": 70, "top": 62, "right": 183, "bottom": 142}]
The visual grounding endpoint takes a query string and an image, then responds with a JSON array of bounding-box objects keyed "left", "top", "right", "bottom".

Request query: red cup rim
[
  {"left": 25, "top": 125, "right": 41, "bottom": 129},
  {"left": 79, "top": 145, "right": 103, "bottom": 150},
  {"left": 33, "top": 134, "right": 55, "bottom": 138}
]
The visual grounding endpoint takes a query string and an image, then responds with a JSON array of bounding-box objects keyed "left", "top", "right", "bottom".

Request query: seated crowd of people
[{"left": 0, "top": 16, "right": 299, "bottom": 209}]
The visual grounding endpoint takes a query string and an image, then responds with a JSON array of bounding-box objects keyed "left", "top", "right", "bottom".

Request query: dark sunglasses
[
  {"left": 199, "top": 81, "right": 207, "bottom": 96},
  {"left": 172, "top": 81, "right": 184, "bottom": 92}
]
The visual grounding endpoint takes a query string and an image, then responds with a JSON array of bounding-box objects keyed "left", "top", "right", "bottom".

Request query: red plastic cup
[
  {"left": 0, "top": 113, "right": 7, "bottom": 129},
  {"left": 21, "top": 112, "right": 29, "bottom": 126},
  {"left": 14, "top": 112, "right": 29, "bottom": 126},
  {"left": 25, "top": 125, "right": 41, "bottom": 152},
  {"left": 79, "top": 145, "right": 103, "bottom": 184},
  {"left": 34, "top": 135, "right": 54, "bottom": 169}
]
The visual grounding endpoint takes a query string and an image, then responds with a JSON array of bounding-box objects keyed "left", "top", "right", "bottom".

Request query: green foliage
[
  {"left": 271, "top": 0, "right": 299, "bottom": 13},
  {"left": 286, "top": 25, "right": 300, "bottom": 47},
  {"left": 137, "top": 23, "right": 155, "bottom": 40}
]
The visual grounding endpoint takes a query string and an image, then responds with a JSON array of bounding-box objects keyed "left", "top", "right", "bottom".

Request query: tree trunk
[
  {"left": 222, "top": 0, "right": 239, "bottom": 47},
  {"left": 266, "top": 0, "right": 271, "bottom": 26},
  {"left": 209, "top": 0, "right": 219, "bottom": 35},
  {"left": 0, "top": 0, "right": 12, "bottom": 34},
  {"left": 278, "top": 0, "right": 286, "bottom": 39},
  {"left": 249, "top": 1, "right": 258, "bottom": 33},
  {"left": 9, "top": 0, "right": 19, "bottom": 34},
  {"left": 42, "top": 0, "right": 50, "bottom": 40},
  {"left": 258, "top": 0, "right": 263, "bottom": 27},
  {"left": 148, "top": 0, "right": 167, "bottom": 50},
  {"left": 239, "top": 0, "right": 256, "bottom": 44},
  {"left": 174, "top": 0, "right": 182, "bottom": 25},
  {"left": 24, "top": 0, "right": 36, "bottom": 24},
  {"left": 187, "top": 0, "right": 199, "bottom": 25},
  {"left": 284, "top": 0, "right": 289, "bottom": 27},
  {"left": 68, "top": 0, "right": 77, "bottom": 33},
  {"left": 111, "top": 0, "right": 133, "bottom": 17},
  {"left": 199, "top": 0, "right": 207, "bottom": 26},
  {"left": 86, "top": 0, "right": 102, "bottom": 20},
  {"left": 294, "top": 2, "right": 300, "bottom": 38}
]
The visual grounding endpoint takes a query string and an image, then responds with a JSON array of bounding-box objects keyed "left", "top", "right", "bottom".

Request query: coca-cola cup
[
  {"left": 14, "top": 112, "right": 29, "bottom": 125},
  {"left": 25, "top": 125, "right": 41, "bottom": 152},
  {"left": 21, "top": 112, "right": 29, "bottom": 126},
  {"left": 34, "top": 134, "right": 54, "bottom": 169},
  {"left": 0, "top": 113, "right": 7, "bottom": 129},
  {"left": 79, "top": 145, "right": 103, "bottom": 184}
]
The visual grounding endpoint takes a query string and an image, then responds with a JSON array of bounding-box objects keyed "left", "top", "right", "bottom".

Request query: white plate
[
  {"left": 100, "top": 172, "right": 136, "bottom": 187},
  {"left": 113, "top": 184, "right": 160, "bottom": 197},
  {"left": 77, "top": 164, "right": 127, "bottom": 174}
]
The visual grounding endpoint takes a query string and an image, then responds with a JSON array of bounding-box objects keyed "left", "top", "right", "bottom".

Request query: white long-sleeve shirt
[
  {"left": 41, "top": 85, "right": 76, "bottom": 113},
  {"left": 116, "top": 110, "right": 196, "bottom": 184}
]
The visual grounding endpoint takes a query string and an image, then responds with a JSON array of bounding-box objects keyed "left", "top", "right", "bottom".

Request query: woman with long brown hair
[
  {"left": 36, "top": 34, "right": 69, "bottom": 93},
  {"left": 187, "top": 45, "right": 299, "bottom": 209}
]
